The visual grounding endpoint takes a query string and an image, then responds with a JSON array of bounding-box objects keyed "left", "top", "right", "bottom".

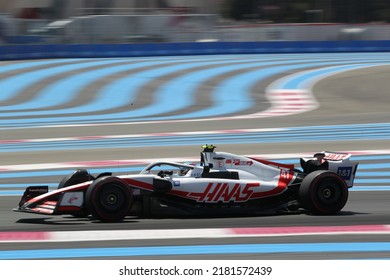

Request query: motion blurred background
[{"left": 0, "top": 0, "right": 389, "bottom": 45}]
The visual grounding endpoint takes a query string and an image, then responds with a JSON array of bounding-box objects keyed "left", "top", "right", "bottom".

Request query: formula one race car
[{"left": 14, "top": 145, "right": 358, "bottom": 222}]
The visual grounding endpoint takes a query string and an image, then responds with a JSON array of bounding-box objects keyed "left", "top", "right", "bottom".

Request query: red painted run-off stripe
[
  {"left": 0, "top": 232, "right": 49, "bottom": 241},
  {"left": 230, "top": 225, "right": 390, "bottom": 235},
  {"left": 1, "top": 225, "right": 390, "bottom": 242}
]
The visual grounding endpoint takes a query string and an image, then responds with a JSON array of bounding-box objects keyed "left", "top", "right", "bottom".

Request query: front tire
[
  {"left": 58, "top": 169, "right": 93, "bottom": 218},
  {"left": 299, "top": 170, "right": 348, "bottom": 215},
  {"left": 85, "top": 177, "right": 132, "bottom": 222},
  {"left": 58, "top": 169, "right": 93, "bottom": 189}
]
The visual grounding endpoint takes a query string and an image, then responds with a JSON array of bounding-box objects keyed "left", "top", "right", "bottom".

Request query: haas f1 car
[{"left": 14, "top": 145, "right": 358, "bottom": 222}]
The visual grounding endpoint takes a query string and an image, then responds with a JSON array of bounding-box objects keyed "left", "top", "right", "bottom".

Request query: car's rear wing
[
  {"left": 301, "top": 151, "right": 358, "bottom": 188},
  {"left": 325, "top": 152, "right": 358, "bottom": 188},
  {"left": 323, "top": 151, "right": 351, "bottom": 161}
]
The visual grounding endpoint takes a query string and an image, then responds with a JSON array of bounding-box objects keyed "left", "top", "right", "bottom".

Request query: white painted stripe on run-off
[
  {"left": 1, "top": 225, "right": 390, "bottom": 243},
  {"left": 1, "top": 149, "right": 390, "bottom": 171}
]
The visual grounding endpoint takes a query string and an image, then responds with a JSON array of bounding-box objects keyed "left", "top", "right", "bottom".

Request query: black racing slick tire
[
  {"left": 299, "top": 170, "right": 348, "bottom": 215},
  {"left": 57, "top": 169, "right": 94, "bottom": 189},
  {"left": 57, "top": 169, "right": 93, "bottom": 218},
  {"left": 85, "top": 176, "right": 133, "bottom": 222}
]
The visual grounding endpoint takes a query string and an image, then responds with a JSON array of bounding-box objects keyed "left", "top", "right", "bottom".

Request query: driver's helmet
[
  {"left": 178, "top": 162, "right": 194, "bottom": 176},
  {"left": 178, "top": 167, "right": 190, "bottom": 176}
]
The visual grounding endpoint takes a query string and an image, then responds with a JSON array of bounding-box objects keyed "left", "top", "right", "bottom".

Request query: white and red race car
[{"left": 14, "top": 145, "right": 358, "bottom": 222}]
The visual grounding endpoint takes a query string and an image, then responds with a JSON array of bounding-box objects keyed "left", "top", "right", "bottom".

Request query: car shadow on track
[
  {"left": 15, "top": 216, "right": 139, "bottom": 225},
  {"left": 305, "top": 211, "right": 367, "bottom": 216},
  {"left": 14, "top": 211, "right": 367, "bottom": 225}
]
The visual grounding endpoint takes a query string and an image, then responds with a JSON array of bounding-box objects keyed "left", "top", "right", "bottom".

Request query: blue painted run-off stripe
[
  {"left": 1, "top": 122, "right": 389, "bottom": 152},
  {"left": 0, "top": 56, "right": 263, "bottom": 113},
  {"left": 1, "top": 54, "right": 390, "bottom": 128},
  {"left": 0, "top": 59, "right": 370, "bottom": 125},
  {"left": 1, "top": 242, "right": 390, "bottom": 259}
]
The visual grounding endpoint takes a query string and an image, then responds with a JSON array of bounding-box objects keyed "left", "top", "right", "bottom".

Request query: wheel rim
[
  {"left": 323, "top": 188, "right": 332, "bottom": 198},
  {"left": 107, "top": 194, "right": 118, "bottom": 205},
  {"left": 317, "top": 180, "right": 341, "bottom": 205},
  {"left": 99, "top": 184, "right": 126, "bottom": 212}
]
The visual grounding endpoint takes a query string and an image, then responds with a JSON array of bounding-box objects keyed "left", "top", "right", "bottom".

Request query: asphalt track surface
[{"left": 0, "top": 53, "right": 390, "bottom": 259}]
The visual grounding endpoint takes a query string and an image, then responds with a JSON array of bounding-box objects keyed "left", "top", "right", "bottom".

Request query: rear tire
[
  {"left": 85, "top": 177, "right": 132, "bottom": 222},
  {"left": 299, "top": 170, "right": 348, "bottom": 215}
]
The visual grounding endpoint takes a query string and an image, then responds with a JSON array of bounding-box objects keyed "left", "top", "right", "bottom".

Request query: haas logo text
[{"left": 193, "top": 182, "right": 260, "bottom": 203}]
